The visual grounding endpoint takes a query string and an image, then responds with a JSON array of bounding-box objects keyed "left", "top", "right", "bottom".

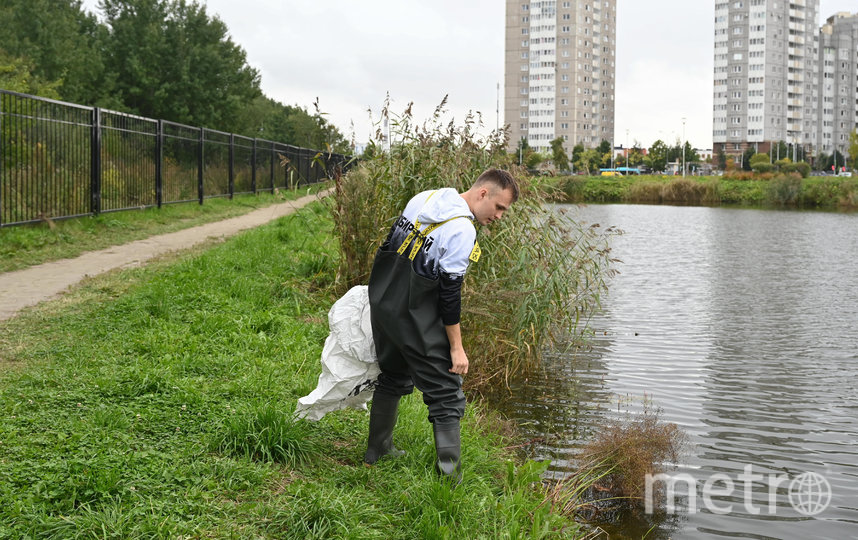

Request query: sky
[{"left": 80, "top": 0, "right": 857, "bottom": 150}]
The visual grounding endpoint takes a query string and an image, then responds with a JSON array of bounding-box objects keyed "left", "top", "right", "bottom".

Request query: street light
[
  {"left": 626, "top": 128, "right": 630, "bottom": 168},
  {"left": 682, "top": 117, "right": 686, "bottom": 177}
]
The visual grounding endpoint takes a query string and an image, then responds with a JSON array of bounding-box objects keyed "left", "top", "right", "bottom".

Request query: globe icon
[{"left": 788, "top": 472, "right": 831, "bottom": 516}]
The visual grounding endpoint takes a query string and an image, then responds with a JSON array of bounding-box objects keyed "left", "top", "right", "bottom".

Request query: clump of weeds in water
[
  {"left": 331, "top": 94, "right": 619, "bottom": 397},
  {"left": 573, "top": 403, "right": 688, "bottom": 513}
]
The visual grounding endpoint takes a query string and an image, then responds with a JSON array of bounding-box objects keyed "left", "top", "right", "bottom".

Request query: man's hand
[
  {"left": 445, "top": 323, "right": 468, "bottom": 375},
  {"left": 450, "top": 346, "right": 469, "bottom": 375}
]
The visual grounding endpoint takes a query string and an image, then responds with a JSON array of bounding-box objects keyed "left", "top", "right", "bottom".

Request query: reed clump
[
  {"left": 574, "top": 406, "right": 687, "bottom": 503},
  {"left": 624, "top": 181, "right": 663, "bottom": 203},
  {"left": 622, "top": 178, "right": 720, "bottom": 205},
  {"left": 661, "top": 177, "right": 720, "bottom": 204},
  {"left": 330, "top": 96, "right": 618, "bottom": 395}
]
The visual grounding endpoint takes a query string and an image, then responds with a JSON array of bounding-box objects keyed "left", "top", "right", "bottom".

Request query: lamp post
[
  {"left": 626, "top": 128, "right": 630, "bottom": 168},
  {"left": 611, "top": 136, "right": 615, "bottom": 170},
  {"left": 682, "top": 117, "right": 687, "bottom": 177}
]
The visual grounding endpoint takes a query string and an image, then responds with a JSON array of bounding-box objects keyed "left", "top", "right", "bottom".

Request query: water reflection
[{"left": 498, "top": 204, "right": 858, "bottom": 539}]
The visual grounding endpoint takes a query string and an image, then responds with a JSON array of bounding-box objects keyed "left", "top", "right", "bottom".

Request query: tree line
[
  {"left": 0, "top": 0, "right": 351, "bottom": 153},
  {"left": 516, "top": 133, "right": 858, "bottom": 175},
  {"left": 516, "top": 137, "right": 700, "bottom": 174}
]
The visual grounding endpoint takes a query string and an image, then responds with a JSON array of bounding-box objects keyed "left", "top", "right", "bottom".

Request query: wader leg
[
  {"left": 364, "top": 392, "right": 406, "bottom": 465},
  {"left": 433, "top": 421, "right": 462, "bottom": 483}
]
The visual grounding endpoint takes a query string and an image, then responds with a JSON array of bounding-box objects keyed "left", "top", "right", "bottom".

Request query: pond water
[{"left": 499, "top": 204, "right": 858, "bottom": 539}]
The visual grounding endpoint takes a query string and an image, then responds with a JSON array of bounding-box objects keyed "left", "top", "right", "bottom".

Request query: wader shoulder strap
[{"left": 395, "top": 191, "right": 477, "bottom": 262}]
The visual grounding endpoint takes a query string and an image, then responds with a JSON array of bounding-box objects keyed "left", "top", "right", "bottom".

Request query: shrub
[
  {"left": 722, "top": 170, "right": 756, "bottom": 181},
  {"left": 330, "top": 96, "right": 617, "bottom": 394},
  {"left": 752, "top": 162, "right": 774, "bottom": 174},
  {"left": 766, "top": 172, "right": 803, "bottom": 205},
  {"left": 555, "top": 175, "right": 586, "bottom": 201},
  {"left": 749, "top": 152, "right": 770, "bottom": 169}
]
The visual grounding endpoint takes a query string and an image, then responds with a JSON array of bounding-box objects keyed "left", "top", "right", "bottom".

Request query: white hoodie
[{"left": 388, "top": 188, "right": 476, "bottom": 279}]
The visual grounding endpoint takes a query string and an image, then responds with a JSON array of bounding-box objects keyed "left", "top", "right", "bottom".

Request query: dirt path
[{"left": 0, "top": 189, "right": 332, "bottom": 322}]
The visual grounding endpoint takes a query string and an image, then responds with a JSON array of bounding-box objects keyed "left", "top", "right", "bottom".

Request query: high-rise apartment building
[
  {"left": 712, "top": 0, "right": 819, "bottom": 159},
  {"left": 504, "top": 0, "right": 616, "bottom": 154},
  {"left": 818, "top": 12, "right": 858, "bottom": 156}
]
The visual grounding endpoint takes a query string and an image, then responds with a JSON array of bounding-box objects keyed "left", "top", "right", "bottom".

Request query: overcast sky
[{"left": 82, "top": 0, "right": 857, "bottom": 150}]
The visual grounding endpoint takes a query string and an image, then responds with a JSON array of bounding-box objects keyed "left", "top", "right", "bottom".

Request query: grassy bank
[
  {"left": 0, "top": 183, "right": 329, "bottom": 273},
  {"left": 0, "top": 201, "right": 589, "bottom": 538},
  {"left": 554, "top": 174, "right": 858, "bottom": 209}
]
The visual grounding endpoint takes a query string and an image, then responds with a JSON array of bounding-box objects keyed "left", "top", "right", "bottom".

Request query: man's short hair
[{"left": 473, "top": 168, "right": 520, "bottom": 203}]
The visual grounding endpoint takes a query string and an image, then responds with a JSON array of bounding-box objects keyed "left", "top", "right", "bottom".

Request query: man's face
[{"left": 473, "top": 187, "right": 515, "bottom": 226}]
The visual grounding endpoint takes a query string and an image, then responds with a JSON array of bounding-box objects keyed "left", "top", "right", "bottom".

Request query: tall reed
[{"left": 330, "top": 97, "right": 617, "bottom": 395}]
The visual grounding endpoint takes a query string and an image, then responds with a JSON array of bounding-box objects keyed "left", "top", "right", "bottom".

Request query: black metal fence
[{"left": 0, "top": 89, "right": 353, "bottom": 227}]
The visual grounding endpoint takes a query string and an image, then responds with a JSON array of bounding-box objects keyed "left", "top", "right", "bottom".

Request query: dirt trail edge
[{"left": 0, "top": 189, "right": 332, "bottom": 322}]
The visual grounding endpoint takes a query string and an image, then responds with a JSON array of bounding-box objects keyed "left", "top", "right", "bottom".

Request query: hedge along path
[{"left": 0, "top": 188, "right": 332, "bottom": 321}]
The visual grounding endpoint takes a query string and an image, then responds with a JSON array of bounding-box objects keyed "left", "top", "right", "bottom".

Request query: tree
[
  {"left": 750, "top": 152, "right": 773, "bottom": 174},
  {"left": 716, "top": 147, "right": 727, "bottom": 170},
  {"left": 684, "top": 142, "right": 700, "bottom": 167},
  {"left": 574, "top": 148, "right": 601, "bottom": 175},
  {"left": 667, "top": 140, "right": 682, "bottom": 165},
  {"left": 0, "top": 50, "right": 62, "bottom": 98},
  {"left": 849, "top": 129, "right": 858, "bottom": 170},
  {"left": 514, "top": 137, "right": 532, "bottom": 166},
  {"left": 572, "top": 143, "right": 585, "bottom": 168},
  {"left": 597, "top": 139, "right": 612, "bottom": 155},
  {"left": 238, "top": 96, "right": 350, "bottom": 153},
  {"left": 99, "top": 0, "right": 261, "bottom": 130},
  {"left": 549, "top": 137, "right": 570, "bottom": 172},
  {"left": 627, "top": 147, "right": 645, "bottom": 167},
  {"left": 524, "top": 150, "right": 545, "bottom": 170},
  {"left": 771, "top": 140, "right": 788, "bottom": 161},
  {"left": 741, "top": 146, "right": 756, "bottom": 171},
  {"left": 0, "top": 0, "right": 106, "bottom": 104},
  {"left": 646, "top": 139, "right": 668, "bottom": 172}
]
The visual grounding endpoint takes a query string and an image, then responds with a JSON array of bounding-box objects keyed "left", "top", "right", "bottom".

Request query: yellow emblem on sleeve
[{"left": 469, "top": 241, "right": 481, "bottom": 263}]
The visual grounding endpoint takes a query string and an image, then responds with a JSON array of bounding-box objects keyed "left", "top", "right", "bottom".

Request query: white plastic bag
[{"left": 295, "top": 285, "right": 379, "bottom": 421}]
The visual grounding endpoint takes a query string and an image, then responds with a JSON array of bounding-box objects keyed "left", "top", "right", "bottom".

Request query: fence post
[
  {"left": 251, "top": 138, "right": 257, "bottom": 194},
  {"left": 270, "top": 141, "right": 275, "bottom": 192},
  {"left": 198, "top": 127, "right": 204, "bottom": 205},
  {"left": 155, "top": 119, "right": 163, "bottom": 208},
  {"left": 90, "top": 107, "right": 102, "bottom": 216},
  {"left": 0, "top": 93, "right": 4, "bottom": 227},
  {"left": 228, "top": 133, "right": 235, "bottom": 200}
]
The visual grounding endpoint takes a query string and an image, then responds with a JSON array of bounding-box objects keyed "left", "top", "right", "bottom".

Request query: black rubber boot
[
  {"left": 433, "top": 421, "right": 462, "bottom": 483},
  {"left": 363, "top": 393, "right": 405, "bottom": 465}
]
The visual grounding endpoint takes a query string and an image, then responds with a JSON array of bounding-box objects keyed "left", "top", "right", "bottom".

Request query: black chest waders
[{"left": 364, "top": 204, "right": 470, "bottom": 481}]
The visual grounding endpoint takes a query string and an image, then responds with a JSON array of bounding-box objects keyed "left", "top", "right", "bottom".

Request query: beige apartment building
[{"left": 504, "top": 0, "right": 616, "bottom": 154}]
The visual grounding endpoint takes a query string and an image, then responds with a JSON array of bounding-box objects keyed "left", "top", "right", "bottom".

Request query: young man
[{"left": 363, "top": 168, "right": 519, "bottom": 481}]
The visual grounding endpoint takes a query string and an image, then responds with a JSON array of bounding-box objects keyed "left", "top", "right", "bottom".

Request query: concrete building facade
[
  {"left": 817, "top": 12, "right": 858, "bottom": 157},
  {"left": 712, "top": 0, "right": 819, "bottom": 159},
  {"left": 504, "top": 0, "right": 616, "bottom": 154}
]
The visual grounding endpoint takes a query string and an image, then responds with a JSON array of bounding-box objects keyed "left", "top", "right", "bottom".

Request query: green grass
[
  {"left": 552, "top": 174, "right": 858, "bottom": 209},
  {"left": 0, "top": 201, "right": 589, "bottom": 538},
  {"left": 0, "top": 182, "right": 329, "bottom": 273}
]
